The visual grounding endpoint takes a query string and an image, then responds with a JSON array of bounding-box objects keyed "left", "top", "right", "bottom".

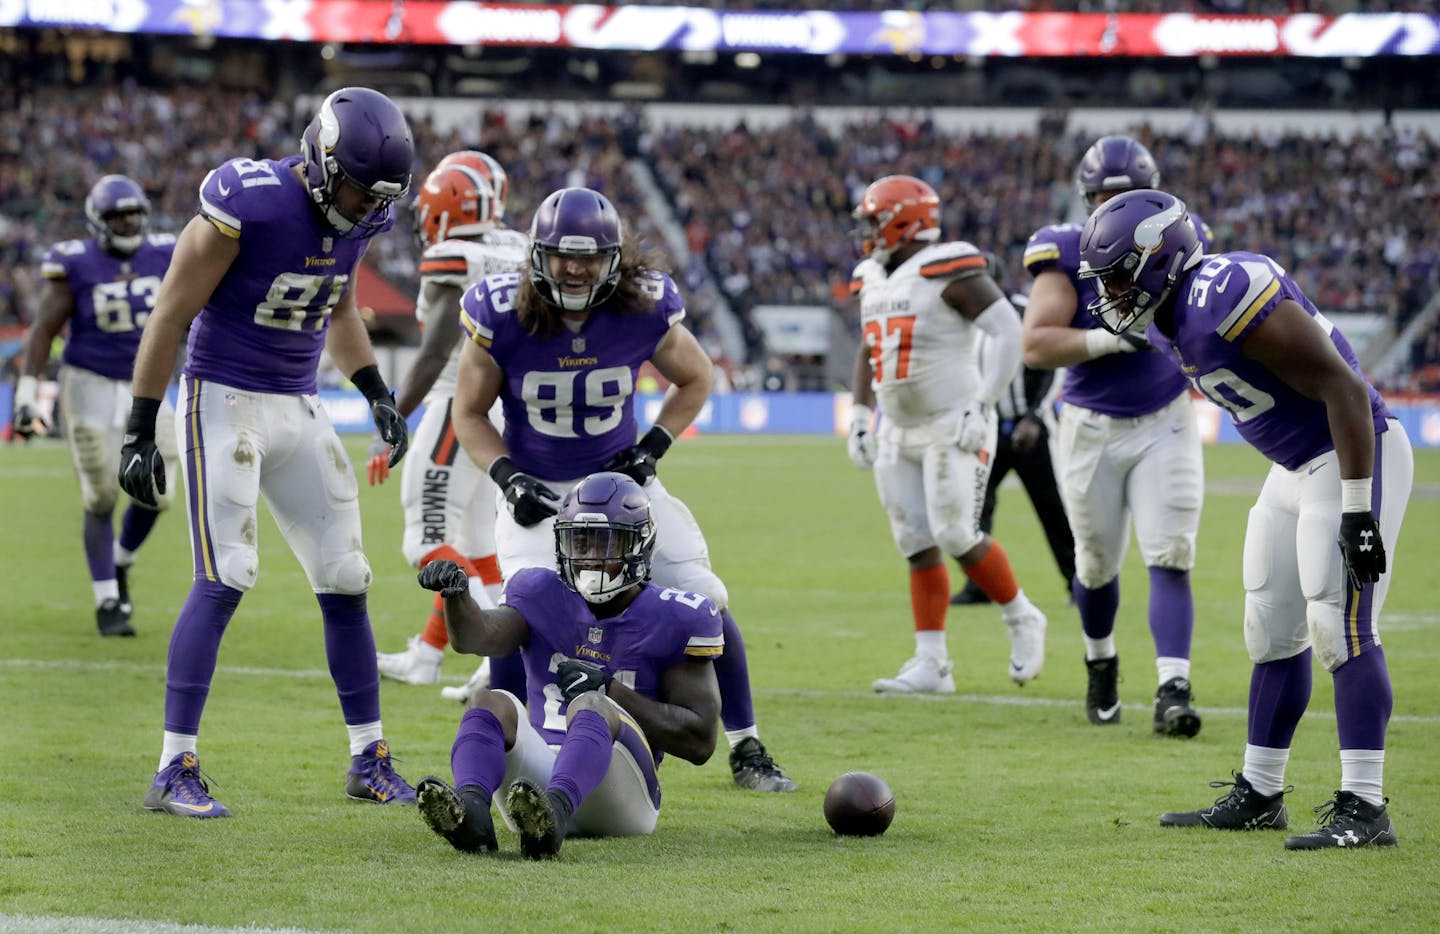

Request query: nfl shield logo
[
  {"left": 572, "top": 336, "right": 586, "bottom": 353},
  {"left": 588, "top": 627, "right": 604, "bottom": 644},
  {"left": 322, "top": 237, "right": 333, "bottom": 253}
]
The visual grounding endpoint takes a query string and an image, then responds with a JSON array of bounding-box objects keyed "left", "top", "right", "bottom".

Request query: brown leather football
[{"left": 823, "top": 771, "right": 895, "bottom": 836}]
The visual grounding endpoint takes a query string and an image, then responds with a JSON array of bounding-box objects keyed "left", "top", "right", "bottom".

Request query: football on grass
[{"left": 824, "top": 771, "right": 895, "bottom": 836}]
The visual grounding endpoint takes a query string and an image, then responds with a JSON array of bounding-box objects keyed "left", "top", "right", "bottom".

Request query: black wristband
[
  {"left": 350, "top": 364, "right": 390, "bottom": 405},
  {"left": 638, "top": 425, "right": 673, "bottom": 459},
  {"left": 125, "top": 397, "right": 162, "bottom": 442},
  {"left": 488, "top": 455, "right": 519, "bottom": 487}
]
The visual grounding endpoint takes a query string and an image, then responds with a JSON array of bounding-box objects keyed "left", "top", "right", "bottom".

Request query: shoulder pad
[
  {"left": 41, "top": 239, "right": 87, "bottom": 278},
  {"left": 1211, "top": 255, "right": 1283, "bottom": 343},
  {"left": 198, "top": 158, "right": 287, "bottom": 238},
  {"left": 1023, "top": 223, "right": 1080, "bottom": 274},
  {"left": 915, "top": 241, "right": 988, "bottom": 280},
  {"left": 459, "top": 272, "right": 524, "bottom": 348}
]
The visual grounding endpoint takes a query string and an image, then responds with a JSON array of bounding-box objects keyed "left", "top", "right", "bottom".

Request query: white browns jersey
[
  {"left": 416, "top": 228, "right": 529, "bottom": 399},
  {"left": 853, "top": 241, "right": 990, "bottom": 428}
]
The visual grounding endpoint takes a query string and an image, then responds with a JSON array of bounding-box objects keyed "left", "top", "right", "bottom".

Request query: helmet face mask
[
  {"left": 528, "top": 188, "right": 623, "bottom": 312},
  {"left": 852, "top": 175, "right": 941, "bottom": 266},
  {"left": 554, "top": 472, "right": 656, "bottom": 604},
  {"left": 1078, "top": 189, "right": 1202, "bottom": 335},
  {"left": 300, "top": 87, "right": 414, "bottom": 239},
  {"left": 85, "top": 175, "right": 150, "bottom": 255},
  {"left": 1075, "top": 135, "right": 1161, "bottom": 211}
]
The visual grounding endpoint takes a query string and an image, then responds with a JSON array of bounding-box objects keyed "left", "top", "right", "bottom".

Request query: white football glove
[
  {"left": 847, "top": 403, "right": 877, "bottom": 469},
  {"left": 956, "top": 401, "right": 992, "bottom": 454},
  {"left": 1084, "top": 328, "right": 1150, "bottom": 358}
]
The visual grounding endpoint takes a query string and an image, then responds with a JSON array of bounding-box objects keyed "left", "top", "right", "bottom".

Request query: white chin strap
[
  {"left": 323, "top": 204, "right": 357, "bottom": 234},
  {"left": 557, "top": 287, "right": 595, "bottom": 312},
  {"left": 109, "top": 233, "right": 143, "bottom": 254},
  {"left": 575, "top": 569, "right": 623, "bottom": 603}
]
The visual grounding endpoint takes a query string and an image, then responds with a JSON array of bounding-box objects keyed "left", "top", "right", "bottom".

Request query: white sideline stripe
[
  {"left": 0, "top": 915, "right": 334, "bottom": 934},
  {"left": 5, "top": 658, "right": 1440, "bottom": 725}
]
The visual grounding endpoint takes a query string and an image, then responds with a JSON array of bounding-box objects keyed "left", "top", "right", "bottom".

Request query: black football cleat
[
  {"left": 729, "top": 737, "right": 797, "bottom": 792},
  {"left": 116, "top": 564, "right": 134, "bottom": 619},
  {"left": 1284, "top": 791, "right": 1397, "bottom": 850},
  {"left": 506, "top": 778, "right": 571, "bottom": 860},
  {"left": 96, "top": 598, "right": 135, "bottom": 637},
  {"left": 1085, "top": 656, "right": 1121, "bottom": 725},
  {"left": 1160, "top": 771, "right": 1289, "bottom": 830},
  {"left": 949, "top": 583, "right": 991, "bottom": 606},
  {"left": 417, "top": 777, "right": 497, "bottom": 853},
  {"left": 1153, "top": 676, "right": 1202, "bottom": 738}
]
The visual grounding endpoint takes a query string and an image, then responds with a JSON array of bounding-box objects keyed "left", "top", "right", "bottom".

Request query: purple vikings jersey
[
  {"left": 41, "top": 234, "right": 176, "bottom": 380},
  {"left": 184, "top": 155, "right": 385, "bottom": 394},
  {"left": 1150, "top": 252, "right": 1391, "bottom": 471},
  {"left": 1024, "top": 214, "right": 1213, "bottom": 417},
  {"left": 502, "top": 566, "right": 724, "bottom": 754},
  {"left": 459, "top": 270, "right": 684, "bottom": 481}
]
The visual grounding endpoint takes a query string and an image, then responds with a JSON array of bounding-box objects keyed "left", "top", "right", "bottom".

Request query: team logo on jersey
[
  {"left": 588, "top": 627, "right": 604, "bottom": 644},
  {"left": 572, "top": 337, "right": 586, "bottom": 353}
]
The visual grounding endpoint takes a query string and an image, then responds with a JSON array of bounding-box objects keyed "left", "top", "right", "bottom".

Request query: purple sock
[
  {"left": 1247, "top": 649, "right": 1313, "bottom": 748},
  {"left": 1147, "top": 566, "right": 1194, "bottom": 659},
  {"left": 83, "top": 511, "right": 115, "bottom": 583},
  {"left": 548, "top": 709, "right": 614, "bottom": 812},
  {"left": 714, "top": 609, "right": 755, "bottom": 733},
  {"left": 488, "top": 650, "right": 527, "bottom": 697},
  {"left": 117, "top": 502, "right": 162, "bottom": 555},
  {"left": 1334, "top": 646, "right": 1392, "bottom": 750},
  {"left": 1074, "top": 577, "right": 1120, "bottom": 640},
  {"left": 164, "top": 580, "right": 243, "bottom": 734},
  {"left": 317, "top": 592, "right": 381, "bottom": 725},
  {"left": 451, "top": 707, "right": 508, "bottom": 800}
]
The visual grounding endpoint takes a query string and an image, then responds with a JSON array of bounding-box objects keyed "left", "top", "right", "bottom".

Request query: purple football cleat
[
  {"left": 143, "top": 751, "right": 231, "bottom": 818},
  {"left": 346, "top": 740, "right": 416, "bottom": 805}
]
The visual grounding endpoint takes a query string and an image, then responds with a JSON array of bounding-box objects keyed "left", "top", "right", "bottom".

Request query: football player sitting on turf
[{"left": 413, "top": 472, "right": 721, "bottom": 859}]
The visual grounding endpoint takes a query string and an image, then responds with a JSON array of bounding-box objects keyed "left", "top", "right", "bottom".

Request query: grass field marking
[
  {"left": 0, "top": 915, "right": 334, "bottom": 934},
  {"left": 8, "top": 657, "right": 1439, "bottom": 725}
]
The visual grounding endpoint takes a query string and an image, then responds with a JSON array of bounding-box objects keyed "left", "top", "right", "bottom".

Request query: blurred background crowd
[{"left": 2, "top": 8, "right": 1439, "bottom": 394}]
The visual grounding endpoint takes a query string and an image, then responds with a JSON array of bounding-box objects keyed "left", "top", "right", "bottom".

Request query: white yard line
[
  {"left": 0, "top": 916, "right": 336, "bottom": 934},
  {"left": 5, "top": 657, "right": 1438, "bottom": 724}
]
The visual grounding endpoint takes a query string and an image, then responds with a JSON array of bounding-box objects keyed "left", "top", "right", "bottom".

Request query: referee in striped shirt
[{"left": 953, "top": 290, "right": 1077, "bottom": 605}]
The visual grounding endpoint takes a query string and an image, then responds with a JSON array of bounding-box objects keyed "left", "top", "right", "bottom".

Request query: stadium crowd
[{"left": 2, "top": 80, "right": 1437, "bottom": 388}]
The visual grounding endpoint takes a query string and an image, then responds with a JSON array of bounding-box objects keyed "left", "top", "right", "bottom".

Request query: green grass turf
[{"left": 1, "top": 435, "right": 1437, "bottom": 932}]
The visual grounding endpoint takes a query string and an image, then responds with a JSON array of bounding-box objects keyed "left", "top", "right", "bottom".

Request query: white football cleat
[
  {"left": 1004, "top": 604, "right": 1047, "bottom": 685},
  {"left": 440, "top": 658, "right": 491, "bottom": 703},
  {"left": 872, "top": 655, "right": 956, "bottom": 694},
  {"left": 376, "top": 635, "right": 443, "bottom": 686}
]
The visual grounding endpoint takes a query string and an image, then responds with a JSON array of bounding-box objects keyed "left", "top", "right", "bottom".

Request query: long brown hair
[{"left": 515, "top": 233, "right": 672, "bottom": 338}]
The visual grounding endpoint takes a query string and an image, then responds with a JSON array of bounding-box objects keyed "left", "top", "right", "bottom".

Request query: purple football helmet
[
  {"left": 300, "top": 87, "right": 414, "bottom": 239},
  {"left": 554, "top": 472, "right": 656, "bottom": 604},
  {"left": 85, "top": 175, "right": 150, "bottom": 255},
  {"left": 1075, "top": 135, "right": 1160, "bottom": 208},
  {"left": 1077, "top": 189, "right": 1203, "bottom": 335},
  {"left": 528, "top": 188, "right": 623, "bottom": 311}
]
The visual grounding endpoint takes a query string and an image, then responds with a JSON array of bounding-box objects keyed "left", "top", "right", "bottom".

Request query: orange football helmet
[
  {"left": 852, "top": 175, "right": 941, "bottom": 263},
  {"left": 436, "top": 150, "right": 509, "bottom": 221},
  {"left": 413, "top": 165, "right": 497, "bottom": 249}
]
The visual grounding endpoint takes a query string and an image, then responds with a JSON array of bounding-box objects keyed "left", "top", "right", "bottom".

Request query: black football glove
[
  {"left": 556, "top": 658, "right": 611, "bottom": 703},
  {"left": 12, "top": 403, "right": 47, "bottom": 440},
  {"left": 118, "top": 397, "right": 165, "bottom": 508},
  {"left": 417, "top": 559, "right": 470, "bottom": 598},
  {"left": 603, "top": 425, "right": 673, "bottom": 486},
  {"left": 489, "top": 455, "right": 560, "bottom": 527},
  {"left": 1117, "top": 330, "right": 1154, "bottom": 352},
  {"left": 1337, "top": 511, "right": 1386, "bottom": 590},
  {"left": 352, "top": 364, "right": 408, "bottom": 468}
]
